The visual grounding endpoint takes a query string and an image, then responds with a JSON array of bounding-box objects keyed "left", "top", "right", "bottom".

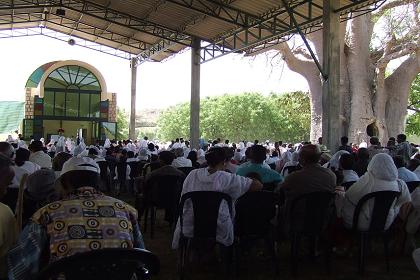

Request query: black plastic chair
[
  {"left": 128, "top": 161, "right": 147, "bottom": 194},
  {"left": 352, "top": 190, "right": 400, "bottom": 274},
  {"left": 143, "top": 175, "right": 184, "bottom": 238},
  {"left": 234, "top": 191, "right": 281, "bottom": 273},
  {"left": 36, "top": 248, "right": 160, "bottom": 280},
  {"left": 342, "top": 181, "right": 356, "bottom": 191},
  {"left": 406, "top": 181, "right": 419, "bottom": 193},
  {"left": 178, "top": 167, "right": 195, "bottom": 176},
  {"left": 288, "top": 191, "right": 335, "bottom": 277},
  {"left": 116, "top": 161, "right": 128, "bottom": 194},
  {"left": 283, "top": 165, "right": 302, "bottom": 176},
  {"left": 178, "top": 191, "right": 233, "bottom": 280},
  {"left": 97, "top": 161, "right": 110, "bottom": 192}
]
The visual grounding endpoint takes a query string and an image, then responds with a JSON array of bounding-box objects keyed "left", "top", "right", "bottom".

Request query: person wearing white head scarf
[
  {"left": 276, "top": 150, "right": 292, "bottom": 172},
  {"left": 339, "top": 153, "right": 411, "bottom": 231},
  {"left": 281, "top": 151, "right": 300, "bottom": 177},
  {"left": 104, "top": 138, "right": 111, "bottom": 149},
  {"left": 324, "top": 150, "right": 350, "bottom": 170}
]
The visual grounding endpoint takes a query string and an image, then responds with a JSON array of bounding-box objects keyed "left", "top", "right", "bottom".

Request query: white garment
[
  {"left": 172, "top": 168, "right": 252, "bottom": 248},
  {"left": 172, "top": 157, "right": 192, "bottom": 168},
  {"left": 126, "top": 158, "right": 139, "bottom": 163},
  {"left": 171, "top": 142, "right": 181, "bottom": 150},
  {"left": 340, "top": 153, "right": 411, "bottom": 231},
  {"left": 281, "top": 161, "right": 299, "bottom": 177},
  {"left": 342, "top": 169, "right": 360, "bottom": 183},
  {"left": 12, "top": 161, "right": 41, "bottom": 186},
  {"left": 326, "top": 150, "right": 350, "bottom": 170},
  {"left": 29, "top": 151, "right": 52, "bottom": 169},
  {"left": 397, "top": 167, "right": 419, "bottom": 182},
  {"left": 266, "top": 156, "right": 279, "bottom": 165}
]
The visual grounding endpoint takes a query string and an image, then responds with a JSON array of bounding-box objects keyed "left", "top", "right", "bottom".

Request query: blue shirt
[{"left": 236, "top": 163, "right": 283, "bottom": 184}]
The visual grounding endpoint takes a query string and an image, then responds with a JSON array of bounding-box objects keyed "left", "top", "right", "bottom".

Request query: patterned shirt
[{"left": 8, "top": 187, "right": 144, "bottom": 280}]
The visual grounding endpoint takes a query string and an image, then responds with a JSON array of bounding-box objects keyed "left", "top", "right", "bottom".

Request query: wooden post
[
  {"left": 322, "top": 0, "right": 341, "bottom": 153},
  {"left": 129, "top": 57, "right": 137, "bottom": 140},
  {"left": 190, "top": 37, "right": 201, "bottom": 150}
]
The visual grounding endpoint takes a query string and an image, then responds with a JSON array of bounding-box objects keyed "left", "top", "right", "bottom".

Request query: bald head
[{"left": 299, "top": 144, "right": 321, "bottom": 166}]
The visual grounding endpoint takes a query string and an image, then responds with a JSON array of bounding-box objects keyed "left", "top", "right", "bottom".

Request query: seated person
[
  {"left": 22, "top": 169, "right": 59, "bottom": 226},
  {"left": 353, "top": 147, "right": 369, "bottom": 177},
  {"left": 51, "top": 152, "right": 72, "bottom": 178},
  {"left": 338, "top": 136, "right": 353, "bottom": 154},
  {"left": 187, "top": 150, "right": 201, "bottom": 169},
  {"left": 87, "top": 147, "right": 106, "bottom": 162},
  {"left": 236, "top": 145, "right": 283, "bottom": 184},
  {"left": 145, "top": 151, "right": 186, "bottom": 183},
  {"left": 277, "top": 145, "right": 336, "bottom": 230},
  {"left": 8, "top": 157, "right": 145, "bottom": 279},
  {"left": 394, "top": 155, "right": 419, "bottom": 183},
  {"left": 171, "top": 148, "right": 192, "bottom": 168},
  {"left": 12, "top": 148, "right": 40, "bottom": 185},
  {"left": 0, "top": 155, "right": 18, "bottom": 279},
  {"left": 367, "top": 136, "right": 388, "bottom": 160},
  {"left": 126, "top": 151, "right": 139, "bottom": 163},
  {"left": 281, "top": 151, "right": 300, "bottom": 177},
  {"left": 339, "top": 153, "right": 359, "bottom": 184},
  {"left": 339, "top": 153, "right": 411, "bottom": 231},
  {"left": 172, "top": 147, "right": 262, "bottom": 248},
  {"left": 223, "top": 147, "right": 237, "bottom": 173},
  {"left": 28, "top": 140, "right": 52, "bottom": 169}
]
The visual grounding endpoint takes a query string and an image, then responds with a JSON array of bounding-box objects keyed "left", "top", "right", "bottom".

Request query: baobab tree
[{"left": 260, "top": 0, "right": 420, "bottom": 144}]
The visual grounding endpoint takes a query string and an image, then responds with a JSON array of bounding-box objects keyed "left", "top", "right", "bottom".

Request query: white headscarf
[
  {"left": 291, "top": 151, "right": 299, "bottom": 163},
  {"left": 281, "top": 150, "right": 292, "bottom": 163},
  {"left": 104, "top": 138, "right": 111, "bottom": 149},
  {"left": 327, "top": 150, "right": 350, "bottom": 170}
]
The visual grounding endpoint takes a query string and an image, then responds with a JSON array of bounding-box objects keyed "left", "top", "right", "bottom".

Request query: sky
[{"left": 0, "top": 34, "right": 308, "bottom": 111}]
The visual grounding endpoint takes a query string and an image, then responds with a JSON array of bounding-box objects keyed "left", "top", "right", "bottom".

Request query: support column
[
  {"left": 129, "top": 57, "right": 137, "bottom": 140},
  {"left": 322, "top": 0, "right": 341, "bottom": 153},
  {"left": 190, "top": 37, "right": 201, "bottom": 149}
]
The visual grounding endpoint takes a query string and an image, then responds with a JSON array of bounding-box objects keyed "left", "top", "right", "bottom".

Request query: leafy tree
[
  {"left": 116, "top": 107, "right": 129, "bottom": 140},
  {"left": 156, "top": 92, "right": 310, "bottom": 142},
  {"left": 406, "top": 74, "right": 420, "bottom": 136}
]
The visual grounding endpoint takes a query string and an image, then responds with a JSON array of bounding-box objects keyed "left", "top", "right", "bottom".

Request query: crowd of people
[{"left": 0, "top": 133, "right": 419, "bottom": 279}]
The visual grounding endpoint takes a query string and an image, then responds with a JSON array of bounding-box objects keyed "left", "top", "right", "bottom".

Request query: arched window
[{"left": 43, "top": 66, "right": 102, "bottom": 119}]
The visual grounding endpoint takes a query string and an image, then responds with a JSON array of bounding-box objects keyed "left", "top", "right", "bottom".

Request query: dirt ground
[{"left": 136, "top": 208, "right": 420, "bottom": 280}]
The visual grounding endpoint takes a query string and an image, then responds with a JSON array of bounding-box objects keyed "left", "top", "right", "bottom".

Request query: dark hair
[
  {"left": 397, "top": 134, "right": 406, "bottom": 141},
  {"left": 127, "top": 151, "right": 135, "bottom": 158},
  {"left": 159, "top": 151, "right": 175, "bottom": 165},
  {"left": 205, "top": 147, "right": 226, "bottom": 167},
  {"left": 339, "top": 153, "right": 355, "bottom": 170},
  {"left": 407, "top": 159, "right": 420, "bottom": 172},
  {"left": 341, "top": 136, "right": 349, "bottom": 145},
  {"left": 61, "top": 170, "right": 99, "bottom": 190},
  {"left": 0, "top": 142, "right": 13, "bottom": 158},
  {"left": 52, "top": 152, "right": 72, "bottom": 171},
  {"left": 187, "top": 150, "right": 197, "bottom": 163},
  {"left": 272, "top": 151, "right": 279, "bottom": 157},
  {"left": 299, "top": 144, "right": 321, "bottom": 165},
  {"left": 148, "top": 143, "right": 155, "bottom": 151},
  {"left": 29, "top": 140, "right": 43, "bottom": 152},
  {"left": 250, "top": 145, "right": 267, "bottom": 164},
  {"left": 393, "top": 155, "right": 405, "bottom": 168},
  {"left": 370, "top": 137, "right": 380, "bottom": 145},
  {"left": 88, "top": 147, "right": 98, "bottom": 156},
  {"left": 15, "top": 148, "right": 30, "bottom": 167},
  {"left": 356, "top": 148, "right": 369, "bottom": 161},
  {"left": 223, "top": 147, "right": 234, "bottom": 161}
]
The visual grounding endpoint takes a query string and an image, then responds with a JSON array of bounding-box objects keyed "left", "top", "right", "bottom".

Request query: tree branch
[
  {"left": 385, "top": 51, "right": 420, "bottom": 92},
  {"left": 407, "top": 106, "right": 420, "bottom": 113},
  {"left": 373, "top": 0, "right": 418, "bottom": 20}
]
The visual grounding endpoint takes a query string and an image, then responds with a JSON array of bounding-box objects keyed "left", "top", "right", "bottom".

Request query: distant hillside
[{"left": 135, "top": 108, "right": 162, "bottom": 128}]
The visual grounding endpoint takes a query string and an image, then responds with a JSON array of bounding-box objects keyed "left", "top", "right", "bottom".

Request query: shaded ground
[{"left": 135, "top": 208, "right": 419, "bottom": 280}]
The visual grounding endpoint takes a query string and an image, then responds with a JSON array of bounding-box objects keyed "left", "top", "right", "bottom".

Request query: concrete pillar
[
  {"left": 129, "top": 57, "right": 137, "bottom": 140},
  {"left": 190, "top": 37, "right": 201, "bottom": 149},
  {"left": 322, "top": 0, "right": 341, "bottom": 153}
]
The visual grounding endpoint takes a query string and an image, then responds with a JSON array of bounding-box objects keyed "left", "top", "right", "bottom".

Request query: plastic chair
[
  {"left": 178, "top": 191, "right": 233, "bottom": 280},
  {"left": 143, "top": 175, "right": 184, "bottom": 238},
  {"left": 116, "top": 161, "right": 128, "bottom": 194},
  {"left": 352, "top": 190, "right": 400, "bottom": 274},
  {"left": 283, "top": 165, "right": 301, "bottom": 176},
  {"left": 36, "top": 248, "right": 160, "bottom": 280},
  {"left": 128, "top": 161, "right": 147, "bottom": 194},
  {"left": 178, "top": 167, "right": 195, "bottom": 176},
  {"left": 97, "top": 161, "right": 110, "bottom": 192},
  {"left": 342, "top": 181, "right": 356, "bottom": 191},
  {"left": 288, "top": 191, "right": 335, "bottom": 277},
  {"left": 406, "top": 181, "right": 419, "bottom": 193},
  {"left": 234, "top": 191, "right": 281, "bottom": 273}
]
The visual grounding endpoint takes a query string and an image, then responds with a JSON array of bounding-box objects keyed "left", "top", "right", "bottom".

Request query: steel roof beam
[
  {"left": 200, "top": 0, "right": 387, "bottom": 63},
  {"left": 0, "top": 0, "right": 193, "bottom": 46},
  {"left": 164, "top": 0, "right": 261, "bottom": 28}
]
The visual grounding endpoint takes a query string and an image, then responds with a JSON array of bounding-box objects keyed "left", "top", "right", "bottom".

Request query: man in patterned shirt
[{"left": 8, "top": 157, "right": 145, "bottom": 280}]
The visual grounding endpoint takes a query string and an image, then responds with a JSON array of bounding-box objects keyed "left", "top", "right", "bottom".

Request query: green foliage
[
  {"left": 116, "top": 107, "right": 129, "bottom": 140},
  {"left": 157, "top": 92, "right": 310, "bottom": 142},
  {"left": 406, "top": 74, "right": 420, "bottom": 136}
]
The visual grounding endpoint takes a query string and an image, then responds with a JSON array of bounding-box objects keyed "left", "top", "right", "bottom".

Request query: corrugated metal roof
[
  {"left": 0, "top": 101, "right": 24, "bottom": 134},
  {"left": 0, "top": 0, "right": 386, "bottom": 62}
]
